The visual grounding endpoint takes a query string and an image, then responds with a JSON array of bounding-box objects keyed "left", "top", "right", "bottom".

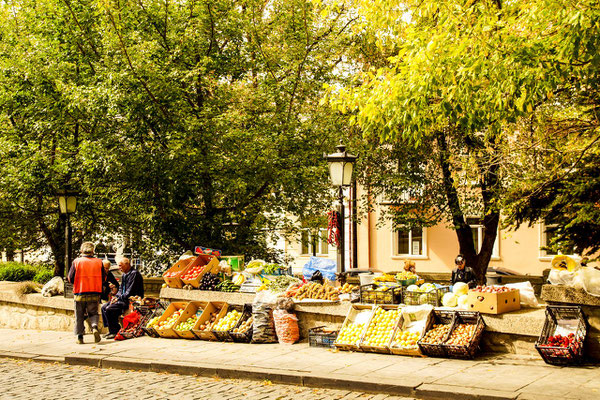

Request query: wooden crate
[
  {"left": 173, "top": 301, "right": 208, "bottom": 339},
  {"left": 191, "top": 301, "right": 229, "bottom": 341},
  {"left": 333, "top": 304, "right": 374, "bottom": 352},
  {"left": 359, "top": 304, "right": 403, "bottom": 354},
  {"left": 180, "top": 255, "right": 220, "bottom": 288},
  {"left": 163, "top": 258, "right": 195, "bottom": 289},
  {"left": 154, "top": 302, "right": 189, "bottom": 339},
  {"left": 389, "top": 307, "right": 433, "bottom": 356}
]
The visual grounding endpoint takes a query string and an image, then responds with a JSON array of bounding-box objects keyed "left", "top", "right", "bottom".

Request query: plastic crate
[
  {"left": 360, "top": 284, "right": 403, "bottom": 304},
  {"left": 535, "top": 306, "right": 587, "bottom": 366},
  {"left": 212, "top": 305, "right": 245, "bottom": 342},
  {"left": 142, "top": 306, "right": 167, "bottom": 338},
  {"left": 417, "top": 310, "right": 455, "bottom": 357},
  {"left": 443, "top": 311, "right": 486, "bottom": 359},
  {"left": 308, "top": 326, "right": 338, "bottom": 349},
  {"left": 403, "top": 286, "right": 450, "bottom": 307},
  {"left": 229, "top": 304, "right": 254, "bottom": 343}
]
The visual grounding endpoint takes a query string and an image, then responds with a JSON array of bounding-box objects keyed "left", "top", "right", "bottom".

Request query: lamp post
[
  {"left": 324, "top": 144, "right": 357, "bottom": 273},
  {"left": 57, "top": 190, "right": 78, "bottom": 281}
]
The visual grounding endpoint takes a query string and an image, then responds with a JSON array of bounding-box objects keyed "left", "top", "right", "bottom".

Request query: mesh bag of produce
[
  {"left": 251, "top": 291, "right": 278, "bottom": 343},
  {"left": 273, "top": 309, "right": 300, "bottom": 344}
]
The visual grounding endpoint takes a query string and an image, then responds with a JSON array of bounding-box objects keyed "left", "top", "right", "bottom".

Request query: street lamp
[
  {"left": 57, "top": 190, "right": 78, "bottom": 283},
  {"left": 324, "top": 144, "right": 357, "bottom": 273}
]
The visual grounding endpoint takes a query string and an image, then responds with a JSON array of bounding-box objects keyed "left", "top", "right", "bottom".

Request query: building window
[
  {"left": 300, "top": 228, "right": 329, "bottom": 256},
  {"left": 466, "top": 217, "right": 500, "bottom": 259},
  {"left": 540, "top": 220, "right": 576, "bottom": 258},
  {"left": 393, "top": 227, "right": 426, "bottom": 257}
]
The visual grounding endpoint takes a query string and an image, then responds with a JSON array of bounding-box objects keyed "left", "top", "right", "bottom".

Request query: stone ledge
[
  {"left": 0, "top": 290, "right": 73, "bottom": 311},
  {"left": 541, "top": 284, "right": 600, "bottom": 307}
]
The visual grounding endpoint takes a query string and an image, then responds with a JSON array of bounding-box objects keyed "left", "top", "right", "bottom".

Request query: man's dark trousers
[{"left": 101, "top": 301, "right": 127, "bottom": 334}]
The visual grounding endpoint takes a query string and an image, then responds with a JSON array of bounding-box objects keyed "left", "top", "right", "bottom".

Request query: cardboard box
[
  {"left": 180, "top": 255, "right": 220, "bottom": 288},
  {"left": 163, "top": 258, "right": 195, "bottom": 289},
  {"left": 173, "top": 301, "right": 208, "bottom": 339},
  {"left": 155, "top": 302, "right": 189, "bottom": 338},
  {"left": 192, "top": 301, "right": 229, "bottom": 341},
  {"left": 466, "top": 289, "right": 521, "bottom": 314}
]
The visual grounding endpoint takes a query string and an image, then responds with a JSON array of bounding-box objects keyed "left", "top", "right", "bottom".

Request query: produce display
[
  {"left": 442, "top": 292, "right": 458, "bottom": 307},
  {"left": 392, "top": 330, "right": 421, "bottom": 349},
  {"left": 163, "top": 271, "right": 180, "bottom": 278},
  {"left": 213, "top": 309, "right": 242, "bottom": 331},
  {"left": 407, "top": 283, "right": 437, "bottom": 293},
  {"left": 146, "top": 316, "right": 161, "bottom": 329},
  {"left": 291, "top": 282, "right": 340, "bottom": 301},
  {"left": 395, "top": 271, "right": 418, "bottom": 281},
  {"left": 373, "top": 274, "right": 396, "bottom": 283},
  {"left": 199, "top": 273, "right": 221, "bottom": 291},
  {"left": 446, "top": 324, "right": 477, "bottom": 346},
  {"left": 339, "top": 283, "right": 356, "bottom": 294},
  {"left": 420, "top": 323, "right": 452, "bottom": 344},
  {"left": 266, "top": 275, "right": 301, "bottom": 293},
  {"left": 263, "top": 263, "right": 286, "bottom": 275},
  {"left": 232, "top": 316, "right": 253, "bottom": 334},
  {"left": 233, "top": 274, "right": 245, "bottom": 286},
  {"left": 336, "top": 322, "right": 366, "bottom": 346},
  {"left": 404, "top": 283, "right": 448, "bottom": 306},
  {"left": 180, "top": 265, "right": 206, "bottom": 280},
  {"left": 538, "top": 333, "right": 581, "bottom": 351},
  {"left": 156, "top": 309, "right": 184, "bottom": 330},
  {"left": 215, "top": 279, "right": 240, "bottom": 292},
  {"left": 472, "top": 285, "right": 512, "bottom": 293},
  {"left": 175, "top": 310, "right": 204, "bottom": 332},
  {"left": 361, "top": 307, "right": 402, "bottom": 347},
  {"left": 197, "top": 311, "right": 220, "bottom": 331}
]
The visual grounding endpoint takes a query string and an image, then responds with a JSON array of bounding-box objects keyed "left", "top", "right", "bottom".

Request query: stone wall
[{"left": 0, "top": 300, "right": 73, "bottom": 331}]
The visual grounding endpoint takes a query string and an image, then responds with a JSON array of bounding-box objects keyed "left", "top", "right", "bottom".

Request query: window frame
[
  {"left": 299, "top": 228, "right": 329, "bottom": 257},
  {"left": 391, "top": 226, "right": 428, "bottom": 259},
  {"left": 466, "top": 217, "right": 500, "bottom": 260},
  {"left": 539, "top": 221, "right": 578, "bottom": 261}
]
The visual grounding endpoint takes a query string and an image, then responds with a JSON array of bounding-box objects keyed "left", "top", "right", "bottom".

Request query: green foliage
[
  {"left": 0, "top": 0, "right": 355, "bottom": 269},
  {"left": 0, "top": 262, "right": 51, "bottom": 282}
]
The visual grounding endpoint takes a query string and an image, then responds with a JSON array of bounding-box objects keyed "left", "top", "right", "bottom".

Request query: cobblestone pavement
[{"left": 0, "top": 358, "right": 414, "bottom": 400}]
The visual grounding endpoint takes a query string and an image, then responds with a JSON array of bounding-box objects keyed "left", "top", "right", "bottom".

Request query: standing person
[
  {"left": 68, "top": 242, "right": 105, "bottom": 344},
  {"left": 101, "top": 260, "right": 120, "bottom": 302},
  {"left": 101, "top": 258, "right": 144, "bottom": 339},
  {"left": 451, "top": 254, "right": 476, "bottom": 289}
]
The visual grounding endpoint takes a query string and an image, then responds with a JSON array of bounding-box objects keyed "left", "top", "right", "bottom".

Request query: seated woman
[{"left": 451, "top": 254, "right": 476, "bottom": 289}]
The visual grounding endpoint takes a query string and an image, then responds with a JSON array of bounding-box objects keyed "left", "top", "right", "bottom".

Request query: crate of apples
[
  {"left": 181, "top": 265, "right": 205, "bottom": 281},
  {"left": 420, "top": 323, "right": 452, "bottom": 344},
  {"left": 360, "top": 307, "right": 402, "bottom": 353},
  {"left": 213, "top": 309, "right": 242, "bottom": 332},
  {"left": 445, "top": 323, "right": 477, "bottom": 346}
]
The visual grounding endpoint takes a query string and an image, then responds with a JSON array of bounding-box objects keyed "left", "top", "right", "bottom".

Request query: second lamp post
[{"left": 324, "top": 144, "right": 357, "bottom": 273}]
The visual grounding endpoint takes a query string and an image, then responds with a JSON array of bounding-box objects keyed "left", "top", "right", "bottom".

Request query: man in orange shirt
[{"left": 68, "top": 242, "right": 105, "bottom": 344}]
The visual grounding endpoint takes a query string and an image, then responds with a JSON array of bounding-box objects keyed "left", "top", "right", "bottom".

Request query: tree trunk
[{"left": 5, "top": 247, "right": 15, "bottom": 262}]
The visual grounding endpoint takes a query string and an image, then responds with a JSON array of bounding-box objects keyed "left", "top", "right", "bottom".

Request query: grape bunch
[{"left": 199, "top": 273, "right": 221, "bottom": 290}]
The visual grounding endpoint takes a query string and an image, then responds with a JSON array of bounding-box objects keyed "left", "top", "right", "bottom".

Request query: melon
[
  {"left": 457, "top": 294, "right": 469, "bottom": 309},
  {"left": 406, "top": 284, "right": 419, "bottom": 292},
  {"left": 453, "top": 282, "right": 469, "bottom": 296},
  {"left": 442, "top": 292, "right": 458, "bottom": 307}
]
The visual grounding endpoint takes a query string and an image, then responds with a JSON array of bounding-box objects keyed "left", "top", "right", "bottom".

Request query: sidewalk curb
[{"left": 0, "top": 352, "right": 518, "bottom": 400}]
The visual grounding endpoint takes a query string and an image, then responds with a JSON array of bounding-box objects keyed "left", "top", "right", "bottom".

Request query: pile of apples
[
  {"left": 446, "top": 324, "right": 477, "bottom": 346},
  {"left": 393, "top": 330, "right": 420, "bottom": 349},
  {"left": 540, "top": 333, "right": 581, "bottom": 350},
  {"left": 174, "top": 309, "right": 204, "bottom": 332},
  {"left": 362, "top": 308, "right": 402, "bottom": 347},
  {"left": 181, "top": 265, "right": 205, "bottom": 280},
  {"left": 472, "top": 285, "right": 512, "bottom": 293},
  {"left": 156, "top": 309, "right": 184, "bottom": 330},
  {"left": 420, "top": 324, "right": 452, "bottom": 344},
  {"left": 213, "top": 309, "right": 242, "bottom": 331},
  {"left": 336, "top": 322, "right": 367, "bottom": 345}
]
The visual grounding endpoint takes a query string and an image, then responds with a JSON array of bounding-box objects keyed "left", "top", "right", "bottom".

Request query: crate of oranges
[
  {"left": 390, "top": 305, "right": 434, "bottom": 356},
  {"left": 417, "top": 310, "right": 456, "bottom": 357},
  {"left": 359, "top": 305, "right": 403, "bottom": 354},
  {"left": 334, "top": 304, "right": 374, "bottom": 352}
]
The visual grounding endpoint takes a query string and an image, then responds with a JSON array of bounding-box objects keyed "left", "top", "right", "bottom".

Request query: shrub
[{"left": 0, "top": 262, "right": 54, "bottom": 283}]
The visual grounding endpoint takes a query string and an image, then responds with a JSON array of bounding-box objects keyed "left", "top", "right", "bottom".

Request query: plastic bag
[
  {"left": 303, "top": 256, "right": 337, "bottom": 281},
  {"left": 273, "top": 309, "right": 300, "bottom": 344},
  {"left": 579, "top": 267, "right": 600, "bottom": 297},
  {"left": 504, "top": 282, "right": 540, "bottom": 308},
  {"left": 251, "top": 290, "right": 278, "bottom": 343}
]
